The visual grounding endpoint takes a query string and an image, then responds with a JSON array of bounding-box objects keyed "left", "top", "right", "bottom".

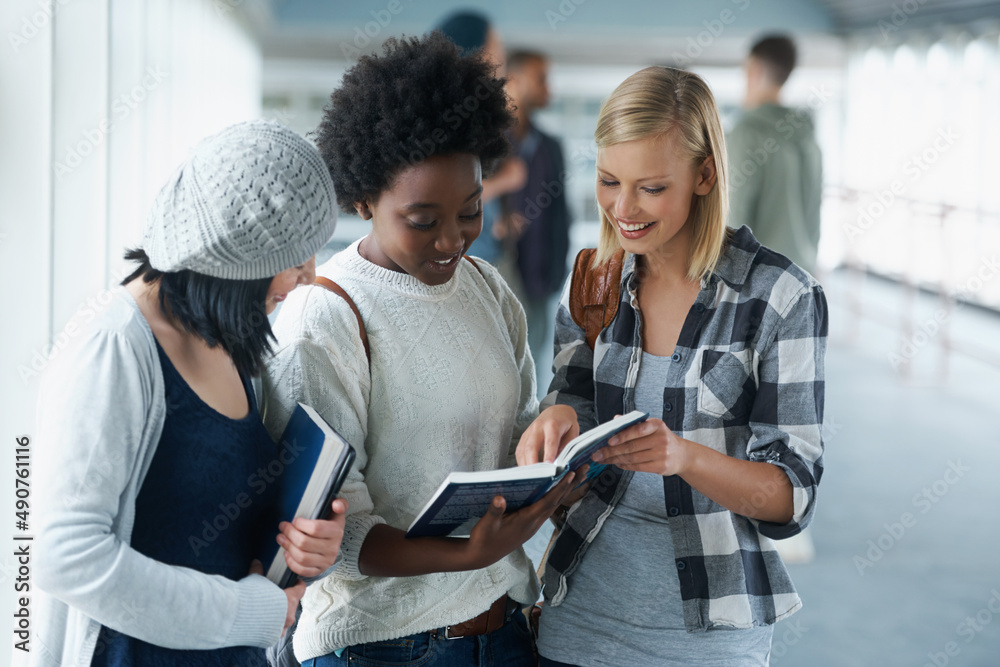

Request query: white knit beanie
[{"left": 142, "top": 119, "right": 337, "bottom": 280}]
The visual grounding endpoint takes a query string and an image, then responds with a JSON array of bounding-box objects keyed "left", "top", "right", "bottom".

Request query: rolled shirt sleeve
[{"left": 746, "top": 284, "right": 828, "bottom": 539}]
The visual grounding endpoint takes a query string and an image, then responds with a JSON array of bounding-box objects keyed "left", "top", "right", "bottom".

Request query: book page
[{"left": 554, "top": 411, "right": 648, "bottom": 468}]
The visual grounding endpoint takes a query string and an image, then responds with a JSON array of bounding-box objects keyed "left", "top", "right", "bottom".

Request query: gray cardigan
[{"left": 27, "top": 287, "right": 286, "bottom": 666}]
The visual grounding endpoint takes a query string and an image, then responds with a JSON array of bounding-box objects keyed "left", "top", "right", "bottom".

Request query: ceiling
[
  {"left": 815, "top": 0, "right": 1000, "bottom": 32},
  {"left": 241, "top": 0, "right": 1000, "bottom": 66}
]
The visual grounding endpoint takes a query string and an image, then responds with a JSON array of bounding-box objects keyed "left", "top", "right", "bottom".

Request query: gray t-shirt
[{"left": 537, "top": 352, "right": 773, "bottom": 666}]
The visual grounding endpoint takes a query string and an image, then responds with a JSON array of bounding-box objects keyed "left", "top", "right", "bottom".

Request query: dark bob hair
[
  {"left": 313, "top": 31, "right": 514, "bottom": 214},
  {"left": 121, "top": 248, "right": 274, "bottom": 378}
]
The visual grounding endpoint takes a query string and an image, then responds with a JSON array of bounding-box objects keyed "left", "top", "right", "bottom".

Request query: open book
[
  {"left": 258, "top": 403, "right": 356, "bottom": 588},
  {"left": 405, "top": 411, "right": 648, "bottom": 538}
]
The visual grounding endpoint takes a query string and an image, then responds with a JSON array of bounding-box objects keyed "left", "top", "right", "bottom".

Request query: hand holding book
[
  {"left": 459, "top": 471, "right": 578, "bottom": 570},
  {"left": 261, "top": 496, "right": 347, "bottom": 637},
  {"left": 276, "top": 497, "right": 348, "bottom": 579},
  {"left": 405, "top": 411, "right": 648, "bottom": 538},
  {"left": 358, "top": 472, "right": 578, "bottom": 577},
  {"left": 515, "top": 405, "right": 581, "bottom": 466},
  {"left": 258, "top": 403, "right": 357, "bottom": 588}
]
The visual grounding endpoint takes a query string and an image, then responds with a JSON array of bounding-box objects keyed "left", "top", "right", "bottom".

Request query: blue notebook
[
  {"left": 405, "top": 411, "right": 648, "bottom": 538},
  {"left": 259, "top": 403, "right": 356, "bottom": 588}
]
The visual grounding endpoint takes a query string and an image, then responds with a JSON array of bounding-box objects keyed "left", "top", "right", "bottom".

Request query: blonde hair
[{"left": 593, "top": 66, "right": 729, "bottom": 282}]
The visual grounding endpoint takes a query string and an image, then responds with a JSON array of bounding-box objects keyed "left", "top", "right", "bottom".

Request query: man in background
[
  {"left": 729, "top": 35, "right": 821, "bottom": 564},
  {"left": 504, "top": 50, "right": 571, "bottom": 392},
  {"left": 437, "top": 10, "right": 529, "bottom": 266},
  {"left": 727, "top": 34, "right": 823, "bottom": 274}
]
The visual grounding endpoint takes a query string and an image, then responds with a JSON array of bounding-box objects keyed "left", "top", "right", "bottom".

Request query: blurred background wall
[{"left": 2, "top": 1, "right": 999, "bottom": 665}]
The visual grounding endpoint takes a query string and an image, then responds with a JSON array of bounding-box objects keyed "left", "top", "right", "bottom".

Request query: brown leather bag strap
[
  {"left": 462, "top": 254, "right": 482, "bottom": 274},
  {"left": 313, "top": 277, "right": 370, "bottom": 364},
  {"left": 568, "top": 248, "right": 625, "bottom": 349}
]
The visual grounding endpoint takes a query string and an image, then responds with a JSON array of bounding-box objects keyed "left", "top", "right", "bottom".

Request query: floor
[{"left": 770, "top": 269, "right": 1000, "bottom": 667}]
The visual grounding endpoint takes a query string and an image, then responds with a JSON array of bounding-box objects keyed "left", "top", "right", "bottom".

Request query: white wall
[{"left": 0, "top": 1, "right": 261, "bottom": 655}]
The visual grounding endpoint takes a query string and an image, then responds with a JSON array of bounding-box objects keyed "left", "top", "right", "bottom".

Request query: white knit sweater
[{"left": 262, "top": 239, "right": 540, "bottom": 659}]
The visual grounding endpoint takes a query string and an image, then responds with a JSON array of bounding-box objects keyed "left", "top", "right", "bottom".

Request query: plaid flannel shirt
[{"left": 541, "top": 225, "right": 828, "bottom": 631}]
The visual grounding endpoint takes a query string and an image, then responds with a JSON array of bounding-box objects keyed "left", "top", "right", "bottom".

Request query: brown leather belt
[{"left": 430, "top": 595, "right": 519, "bottom": 640}]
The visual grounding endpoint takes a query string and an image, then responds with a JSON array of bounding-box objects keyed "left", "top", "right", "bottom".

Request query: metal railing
[{"left": 825, "top": 185, "right": 1000, "bottom": 383}]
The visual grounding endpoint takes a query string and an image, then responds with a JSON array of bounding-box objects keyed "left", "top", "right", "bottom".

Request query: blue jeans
[{"left": 301, "top": 609, "right": 536, "bottom": 667}]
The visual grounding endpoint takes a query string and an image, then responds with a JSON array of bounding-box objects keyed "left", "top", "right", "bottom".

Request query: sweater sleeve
[
  {"left": 470, "top": 259, "right": 540, "bottom": 468},
  {"left": 34, "top": 326, "right": 287, "bottom": 650},
  {"left": 262, "top": 287, "right": 384, "bottom": 581}
]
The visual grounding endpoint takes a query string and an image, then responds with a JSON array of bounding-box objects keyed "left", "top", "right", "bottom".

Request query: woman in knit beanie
[
  {"left": 32, "top": 120, "right": 346, "bottom": 667},
  {"left": 262, "top": 33, "right": 581, "bottom": 666}
]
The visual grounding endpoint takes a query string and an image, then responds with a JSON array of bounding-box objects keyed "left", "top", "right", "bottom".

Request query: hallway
[{"left": 758, "top": 270, "right": 998, "bottom": 665}]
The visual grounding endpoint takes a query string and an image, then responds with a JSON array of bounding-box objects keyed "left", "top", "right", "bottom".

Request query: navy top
[{"left": 91, "top": 341, "right": 280, "bottom": 667}]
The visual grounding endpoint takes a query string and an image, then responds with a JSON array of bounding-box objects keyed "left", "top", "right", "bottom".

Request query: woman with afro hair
[{"left": 262, "top": 32, "right": 581, "bottom": 666}]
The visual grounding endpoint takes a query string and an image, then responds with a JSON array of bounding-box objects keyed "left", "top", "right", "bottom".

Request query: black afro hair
[{"left": 314, "top": 31, "right": 514, "bottom": 214}]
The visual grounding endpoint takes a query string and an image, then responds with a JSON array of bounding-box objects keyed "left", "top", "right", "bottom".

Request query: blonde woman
[{"left": 518, "top": 67, "right": 827, "bottom": 666}]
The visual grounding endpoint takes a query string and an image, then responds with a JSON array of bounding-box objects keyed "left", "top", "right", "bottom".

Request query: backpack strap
[
  {"left": 568, "top": 248, "right": 626, "bottom": 349},
  {"left": 462, "top": 254, "right": 482, "bottom": 274},
  {"left": 313, "top": 277, "right": 370, "bottom": 364}
]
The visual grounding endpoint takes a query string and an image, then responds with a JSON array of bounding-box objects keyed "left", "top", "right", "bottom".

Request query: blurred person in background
[
  {"left": 505, "top": 50, "right": 572, "bottom": 395},
  {"left": 436, "top": 9, "right": 529, "bottom": 267},
  {"left": 728, "top": 34, "right": 823, "bottom": 564},
  {"left": 727, "top": 34, "right": 822, "bottom": 275}
]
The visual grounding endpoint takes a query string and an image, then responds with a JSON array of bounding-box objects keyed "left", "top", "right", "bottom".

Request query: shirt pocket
[{"left": 696, "top": 349, "right": 754, "bottom": 421}]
